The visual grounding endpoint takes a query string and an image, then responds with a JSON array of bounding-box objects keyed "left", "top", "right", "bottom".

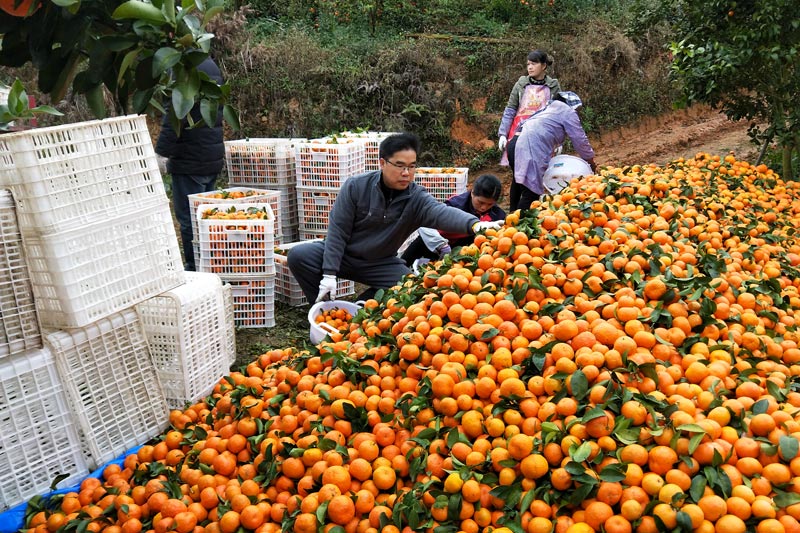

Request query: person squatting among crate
[
  {"left": 287, "top": 133, "right": 502, "bottom": 304},
  {"left": 156, "top": 56, "right": 225, "bottom": 272},
  {"left": 497, "top": 49, "right": 562, "bottom": 211},
  {"left": 512, "top": 91, "right": 597, "bottom": 210},
  {"left": 400, "top": 174, "right": 506, "bottom": 267}
]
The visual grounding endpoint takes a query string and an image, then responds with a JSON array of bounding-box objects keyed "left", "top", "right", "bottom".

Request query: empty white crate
[
  {"left": 0, "top": 115, "right": 168, "bottom": 234},
  {"left": 415, "top": 167, "right": 469, "bottom": 202},
  {"left": 225, "top": 138, "right": 303, "bottom": 187},
  {"left": 295, "top": 139, "right": 365, "bottom": 188},
  {"left": 136, "top": 272, "right": 235, "bottom": 410},
  {"left": 222, "top": 284, "right": 236, "bottom": 365},
  {"left": 0, "top": 190, "right": 40, "bottom": 357},
  {"left": 24, "top": 202, "right": 184, "bottom": 329},
  {"left": 0, "top": 348, "right": 88, "bottom": 511},
  {"left": 45, "top": 309, "right": 169, "bottom": 469},
  {"left": 224, "top": 277, "right": 276, "bottom": 328},
  {"left": 275, "top": 240, "right": 354, "bottom": 306},
  {"left": 197, "top": 203, "right": 276, "bottom": 277},
  {"left": 188, "top": 188, "right": 283, "bottom": 266}
]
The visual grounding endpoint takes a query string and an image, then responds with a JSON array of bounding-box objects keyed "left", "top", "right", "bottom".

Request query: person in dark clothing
[
  {"left": 155, "top": 56, "right": 225, "bottom": 271},
  {"left": 401, "top": 174, "right": 506, "bottom": 267},
  {"left": 287, "top": 133, "right": 502, "bottom": 304}
]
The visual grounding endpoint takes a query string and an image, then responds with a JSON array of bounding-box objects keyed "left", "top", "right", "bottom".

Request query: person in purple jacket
[{"left": 512, "top": 91, "right": 597, "bottom": 211}]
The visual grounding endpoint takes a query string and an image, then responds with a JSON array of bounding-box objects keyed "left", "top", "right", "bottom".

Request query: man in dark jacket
[
  {"left": 287, "top": 133, "right": 501, "bottom": 303},
  {"left": 156, "top": 56, "right": 225, "bottom": 271}
]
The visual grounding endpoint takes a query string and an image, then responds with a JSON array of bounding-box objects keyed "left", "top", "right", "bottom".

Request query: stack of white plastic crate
[
  {"left": 0, "top": 115, "right": 182, "bottom": 470},
  {"left": 196, "top": 203, "right": 277, "bottom": 328},
  {"left": 274, "top": 240, "right": 355, "bottom": 306},
  {"left": 136, "top": 272, "right": 235, "bottom": 410},
  {"left": 414, "top": 167, "right": 469, "bottom": 202},
  {"left": 295, "top": 138, "right": 365, "bottom": 240},
  {"left": 187, "top": 187, "right": 282, "bottom": 273},
  {"left": 0, "top": 191, "right": 88, "bottom": 511},
  {"left": 225, "top": 138, "right": 303, "bottom": 244},
  {"left": 337, "top": 131, "right": 398, "bottom": 171}
]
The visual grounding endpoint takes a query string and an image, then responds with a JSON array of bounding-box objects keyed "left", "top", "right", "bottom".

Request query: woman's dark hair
[
  {"left": 472, "top": 174, "right": 503, "bottom": 200},
  {"left": 527, "top": 49, "right": 552, "bottom": 66},
  {"left": 379, "top": 132, "right": 421, "bottom": 160}
]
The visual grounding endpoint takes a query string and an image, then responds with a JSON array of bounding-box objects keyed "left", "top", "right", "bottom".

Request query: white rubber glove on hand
[
  {"left": 472, "top": 220, "right": 502, "bottom": 234},
  {"left": 498, "top": 135, "right": 508, "bottom": 152},
  {"left": 316, "top": 274, "right": 337, "bottom": 303}
]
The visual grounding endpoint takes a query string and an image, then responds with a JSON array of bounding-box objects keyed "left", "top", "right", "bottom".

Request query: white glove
[
  {"left": 498, "top": 135, "right": 508, "bottom": 152},
  {"left": 472, "top": 220, "right": 502, "bottom": 234},
  {"left": 316, "top": 274, "right": 337, "bottom": 303},
  {"left": 156, "top": 155, "right": 168, "bottom": 175}
]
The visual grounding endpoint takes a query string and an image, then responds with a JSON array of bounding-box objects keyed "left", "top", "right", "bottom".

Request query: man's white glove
[
  {"left": 498, "top": 135, "right": 508, "bottom": 152},
  {"left": 472, "top": 220, "right": 503, "bottom": 234},
  {"left": 156, "top": 155, "right": 168, "bottom": 175},
  {"left": 316, "top": 274, "right": 337, "bottom": 303}
]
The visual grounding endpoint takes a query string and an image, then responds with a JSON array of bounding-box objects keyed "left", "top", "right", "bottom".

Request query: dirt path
[{"left": 592, "top": 104, "right": 759, "bottom": 167}]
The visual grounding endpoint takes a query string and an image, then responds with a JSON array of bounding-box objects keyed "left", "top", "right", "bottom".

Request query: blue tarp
[{"left": 0, "top": 445, "right": 142, "bottom": 533}]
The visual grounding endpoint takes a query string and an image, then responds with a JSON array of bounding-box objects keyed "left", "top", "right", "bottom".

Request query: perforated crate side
[
  {"left": 24, "top": 202, "right": 184, "bottom": 329},
  {"left": 294, "top": 139, "right": 366, "bottom": 188},
  {"left": 224, "top": 277, "right": 276, "bottom": 328},
  {"left": 337, "top": 131, "right": 399, "bottom": 171},
  {"left": 197, "top": 203, "right": 276, "bottom": 277},
  {"left": 221, "top": 284, "right": 236, "bottom": 365},
  {"left": 0, "top": 115, "right": 168, "bottom": 235},
  {"left": 297, "top": 186, "right": 337, "bottom": 233},
  {"left": 189, "top": 188, "right": 283, "bottom": 266},
  {"left": 225, "top": 139, "right": 301, "bottom": 187},
  {"left": 136, "top": 272, "right": 233, "bottom": 409},
  {"left": 299, "top": 228, "right": 327, "bottom": 241},
  {"left": 0, "top": 190, "right": 41, "bottom": 357},
  {"left": 274, "top": 249, "right": 353, "bottom": 306},
  {"left": 0, "top": 348, "right": 88, "bottom": 511},
  {"left": 414, "top": 167, "right": 469, "bottom": 202},
  {"left": 45, "top": 309, "right": 169, "bottom": 469}
]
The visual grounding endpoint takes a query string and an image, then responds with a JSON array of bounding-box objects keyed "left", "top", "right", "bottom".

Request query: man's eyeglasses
[{"left": 384, "top": 159, "right": 417, "bottom": 172}]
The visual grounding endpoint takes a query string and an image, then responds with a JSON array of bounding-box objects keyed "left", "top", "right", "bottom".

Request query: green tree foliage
[
  {"left": 0, "top": 0, "right": 238, "bottom": 132},
  {"left": 669, "top": 0, "right": 800, "bottom": 179}
]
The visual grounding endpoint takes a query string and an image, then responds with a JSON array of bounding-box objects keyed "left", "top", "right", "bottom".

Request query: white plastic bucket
[
  {"left": 308, "top": 300, "right": 362, "bottom": 344},
  {"left": 542, "top": 155, "right": 593, "bottom": 194}
]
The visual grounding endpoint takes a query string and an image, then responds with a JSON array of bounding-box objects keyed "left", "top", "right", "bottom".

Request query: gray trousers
[{"left": 287, "top": 241, "right": 410, "bottom": 303}]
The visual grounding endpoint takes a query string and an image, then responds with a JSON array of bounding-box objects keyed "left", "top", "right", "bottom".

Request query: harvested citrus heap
[
  {"left": 315, "top": 308, "right": 354, "bottom": 332},
  {"left": 24, "top": 154, "right": 800, "bottom": 533}
]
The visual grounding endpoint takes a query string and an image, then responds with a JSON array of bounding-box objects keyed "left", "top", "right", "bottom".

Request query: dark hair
[
  {"left": 379, "top": 133, "right": 421, "bottom": 160},
  {"left": 527, "top": 49, "right": 552, "bottom": 66},
  {"left": 472, "top": 174, "right": 502, "bottom": 200}
]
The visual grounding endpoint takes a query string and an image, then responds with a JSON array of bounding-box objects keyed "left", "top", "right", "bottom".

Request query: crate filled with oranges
[
  {"left": 196, "top": 204, "right": 275, "bottom": 277},
  {"left": 414, "top": 167, "right": 469, "bottom": 202}
]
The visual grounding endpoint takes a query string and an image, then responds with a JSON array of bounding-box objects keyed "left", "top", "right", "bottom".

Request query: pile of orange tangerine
[
  {"left": 22, "top": 153, "right": 800, "bottom": 533},
  {"left": 314, "top": 307, "right": 354, "bottom": 332}
]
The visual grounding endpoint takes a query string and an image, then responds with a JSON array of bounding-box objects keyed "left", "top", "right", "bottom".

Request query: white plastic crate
[
  {"left": 0, "top": 86, "right": 9, "bottom": 106},
  {"left": 24, "top": 202, "right": 184, "bottom": 329},
  {"left": 281, "top": 223, "right": 299, "bottom": 245},
  {"left": 225, "top": 138, "right": 302, "bottom": 187},
  {"left": 297, "top": 186, "right": 337, "bottom": 233},
  {"left": 45, "top": 309, "right": 169, "bottom": 469},
  {"left": 0, "top": 115, "right": 168, "bottom": 234},
  {"left": 221, "top": 284, "right": 236, "bottom": 365},
  {"left": 0, "top": 348, "right": 88, "bottom": 511},
  {"left": 189, "top": 188, "right": 282, "bottom": 267},
  {"left": 295, "top": 138, "right": 366, "bottom": 188},
  {"left": 299, "top": 228, "right": 327, "bottom": 241},
  {"left": 136, "top": 272, "right": 235, "bottom": 410},
  {"left": 274, "top": 240, "right": 355, "bottom": 306},
  {"left": 415, "top": 167, "right": 469, "bottom": 202},
  {"left": 197, "top": 203, "right": 276, "bottom": 277},
  {"left": 224, "top": 277, "right": 276, "bottom": 328},
  {"left": 337, "top": 131, "right": 399, "bottom": 171},
  {"left": 0, "top": 190, "right": 41, "bottom": 357}
]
